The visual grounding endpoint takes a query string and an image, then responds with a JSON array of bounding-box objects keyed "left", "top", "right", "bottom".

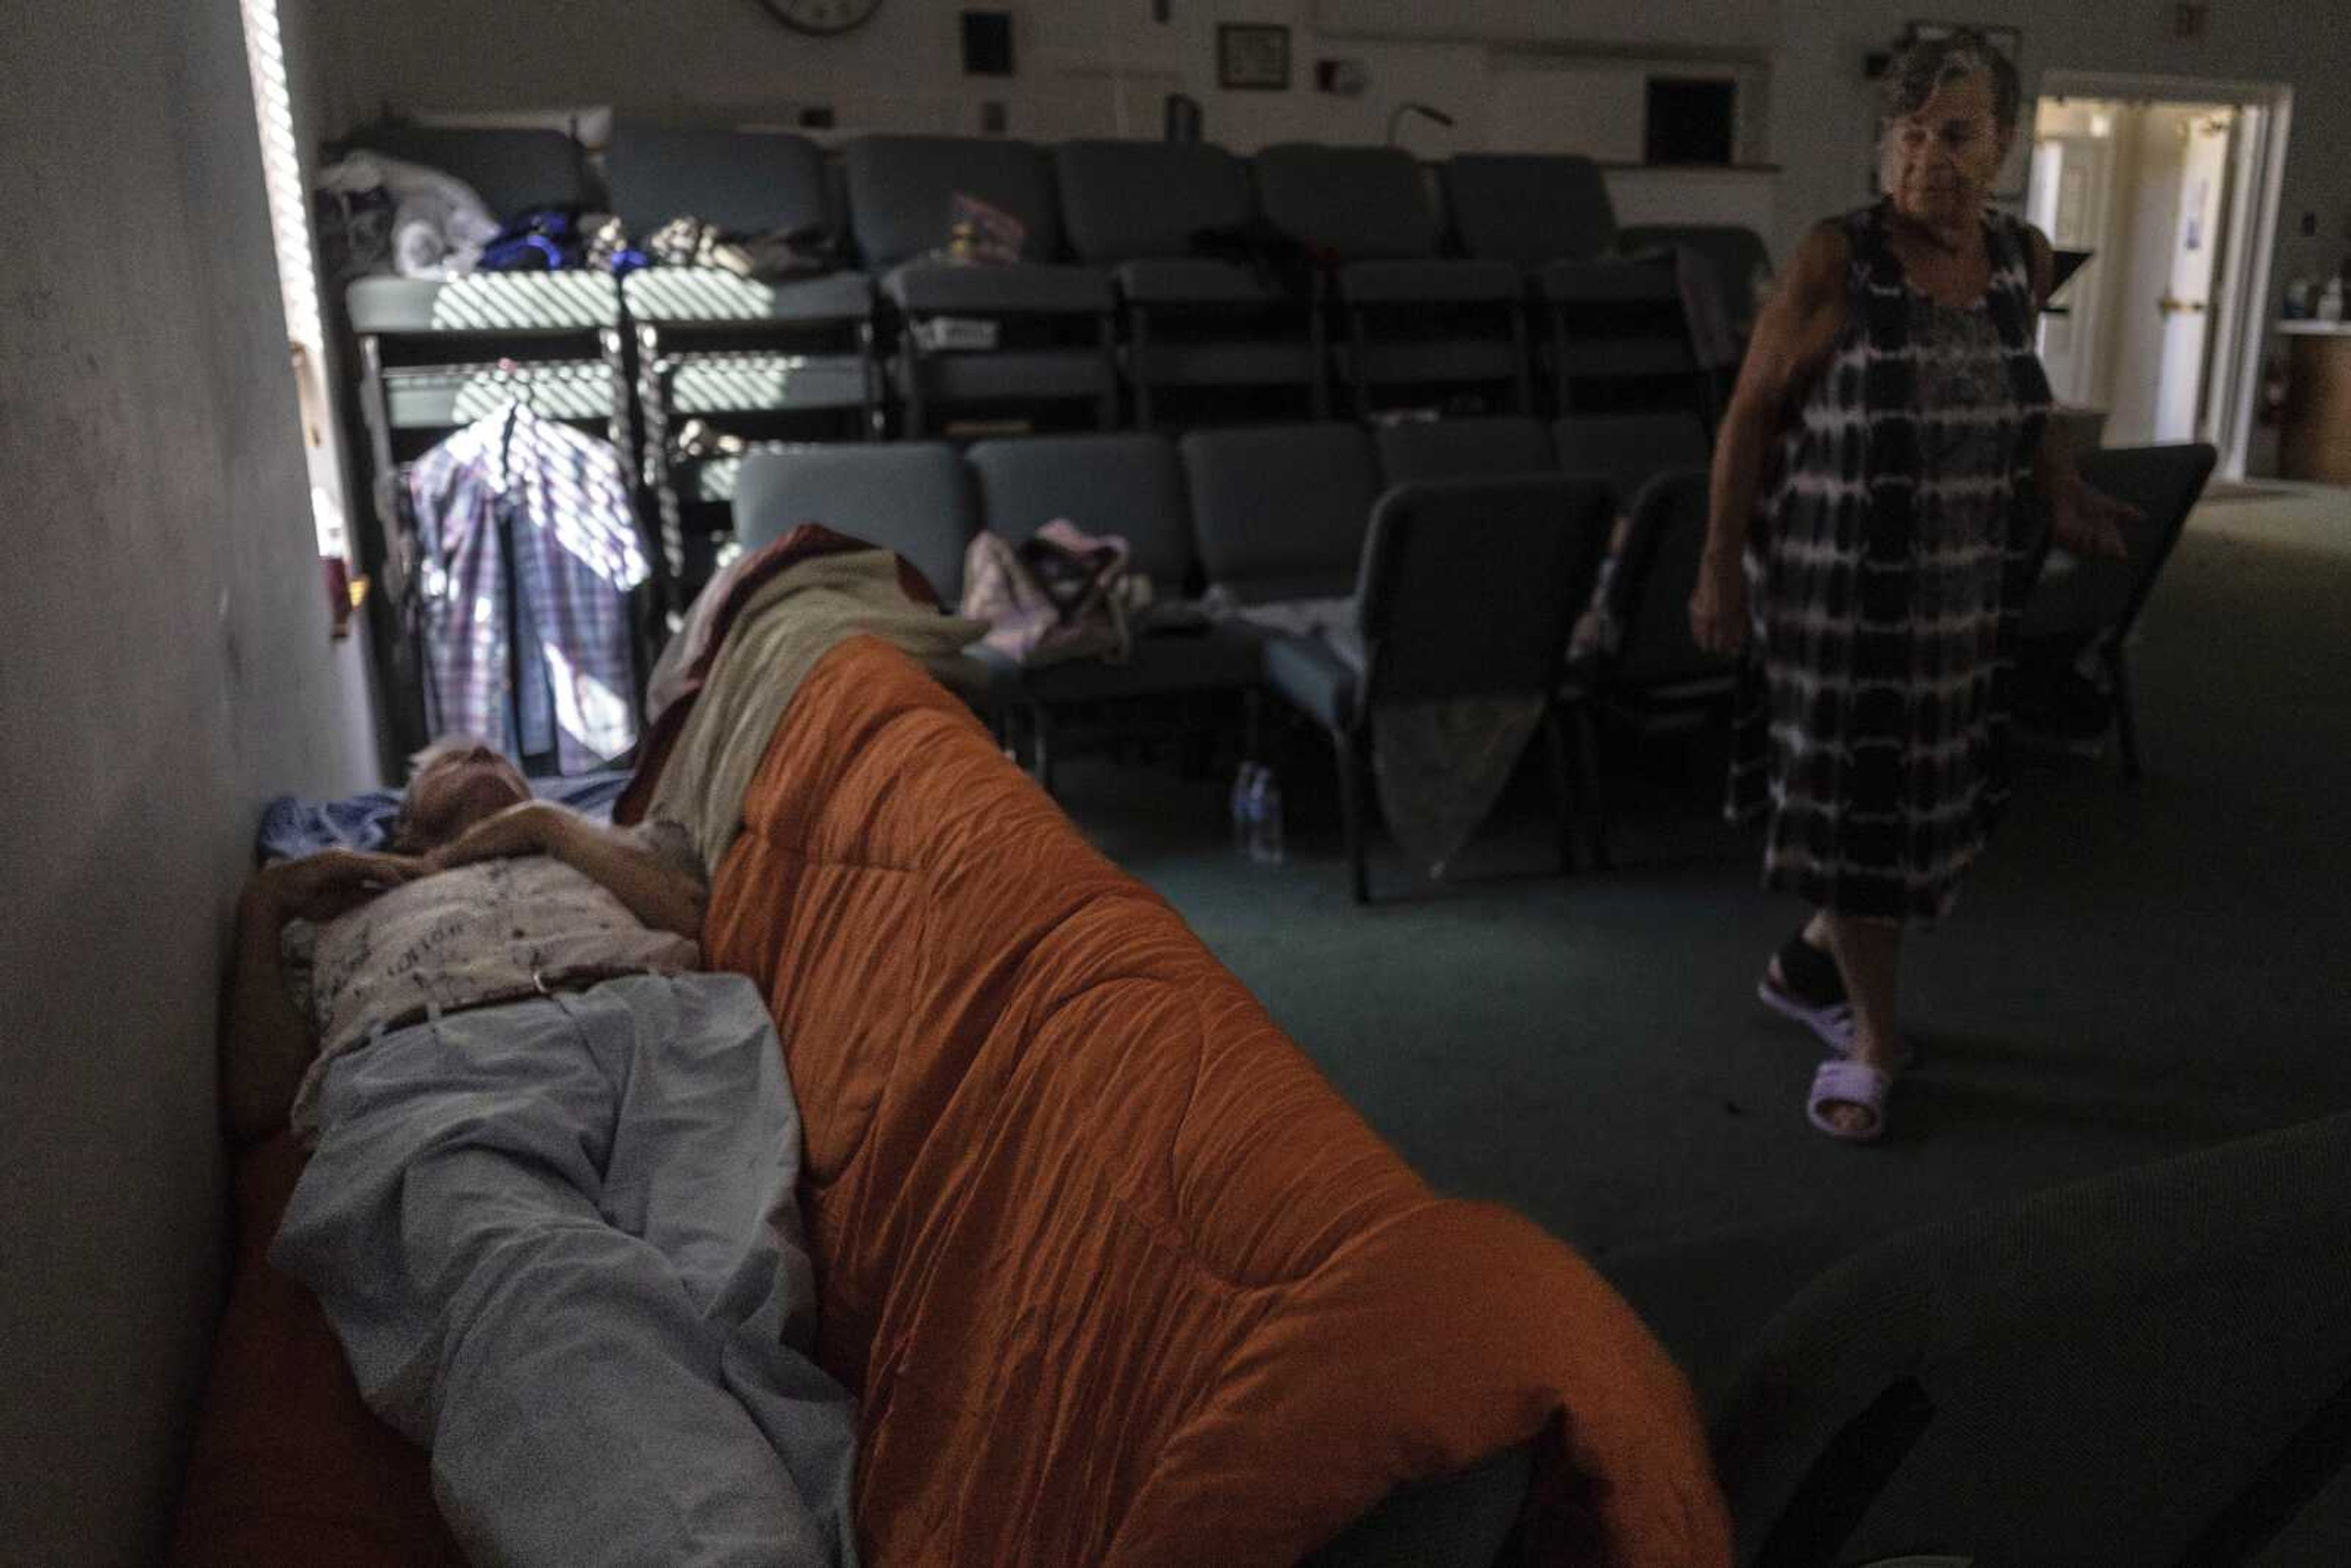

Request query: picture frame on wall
[
  {"left": 1217, "top": 23, "right": 1292, "bottom": 91},
  {"left": 1902, "top": 20, "right": 2031, "bottom": 199}
]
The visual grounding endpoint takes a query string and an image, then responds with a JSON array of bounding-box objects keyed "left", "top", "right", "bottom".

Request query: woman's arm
[
  {"left": 1690, "top": 222, "right": 1854, "bottom": 653},
  {"left": 430, "top": 802, "right": 708, "bottom": 940}
]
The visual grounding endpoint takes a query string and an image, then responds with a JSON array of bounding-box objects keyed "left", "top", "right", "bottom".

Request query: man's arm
[
  {"left": 220, "top": 849, "right": 424, "bottom": 1147},
  {"left": 430, "top": 802, "right": 707, "bottom": 940}
]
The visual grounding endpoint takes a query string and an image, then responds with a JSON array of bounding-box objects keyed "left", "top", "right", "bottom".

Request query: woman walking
[{"left": 1690, "top": 30, "right": 2135, "bottom": 1141}]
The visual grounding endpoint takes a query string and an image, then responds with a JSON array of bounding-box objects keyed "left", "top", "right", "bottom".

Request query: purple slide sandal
[{"left": 1807, "top": 1058, "right": 1893, "bottom": 1143}]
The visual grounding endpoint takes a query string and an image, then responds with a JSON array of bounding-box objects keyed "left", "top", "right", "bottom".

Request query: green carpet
[{"left": 1051, "top": 485, "right": 2351, "bottom": 1406}]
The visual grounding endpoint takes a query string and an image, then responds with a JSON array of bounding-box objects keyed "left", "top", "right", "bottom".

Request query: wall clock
[{"left": 757, "top": 0, "right": 884, "bottom": 37}]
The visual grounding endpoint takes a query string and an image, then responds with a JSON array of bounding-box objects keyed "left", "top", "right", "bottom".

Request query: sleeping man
[{"left": 222, "top": 738, "right": 859, "bottom": 1568}]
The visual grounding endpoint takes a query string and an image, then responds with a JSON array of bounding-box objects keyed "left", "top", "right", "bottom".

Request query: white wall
[
  {"left": 0, "top": 0, "right": 374, "bottom": 1560},
  {"left": 307, "top": 0, "right": 2351, "bottom": 280}
]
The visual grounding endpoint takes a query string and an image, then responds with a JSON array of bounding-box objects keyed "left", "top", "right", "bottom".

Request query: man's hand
[
  {"left": 2051, "top": 473, "right": 2139, "bottom": 562},
  {"left": 426, "top": 800, "right": 575, "bottom": 871},
  {"left": 1689, "top": 551, "right": 1750, "bottom": 657},
  {"left": 256, "top": 849, "right": 427, "bottom": 925}
]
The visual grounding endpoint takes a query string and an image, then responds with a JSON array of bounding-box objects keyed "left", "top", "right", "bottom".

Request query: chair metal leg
[
  {"left": 1029, "top": 703, "right": 1056, "bottom": 795},
  {"left": 1097, "top": 313, "right": 1120, "bottom": 430},
  {"left": 1334, "top": 726, "right": 1371, "bottom": 904},
  {"left": 1347, "top": 304, "right": 1372, "bottom": 419},
  {"left": 858, "top": 319, "right": 883, "bottom": 441},
  {"left": 2106, "top": 643, "right": 2143, "bottom": 783},
  {"left": 1309, "top": 280, "right": 1332, "bottom": 421},
  {"left": 1573, "top": 700, "right": 1611, "bottom": 869},
  {"left": 1510, "top": 301, "right": 1534, "bottom": 416},
  {"left": 1542, "top": 704, "right": 1579, "bottom": 874},
  {"left": 901, "top": 334, "right": 926, "bottom": 438}
]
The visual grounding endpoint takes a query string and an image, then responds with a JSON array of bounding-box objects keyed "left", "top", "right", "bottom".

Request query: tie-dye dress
[{"left": 1728, "top": 201, "right": 2051, "bottom": 922}]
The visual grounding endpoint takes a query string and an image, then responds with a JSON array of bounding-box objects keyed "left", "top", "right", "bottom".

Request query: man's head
[{"left": 391, "top": 737, "right": 530, "bottom": 854}]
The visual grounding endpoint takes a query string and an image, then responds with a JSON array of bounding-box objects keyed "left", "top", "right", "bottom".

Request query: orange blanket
[
  {"left": 170, "top": 633, "right": 1726, "bottom": 1568},
  {"left": 705, "top": 635, "right": 1728, "bottom": 1566}
]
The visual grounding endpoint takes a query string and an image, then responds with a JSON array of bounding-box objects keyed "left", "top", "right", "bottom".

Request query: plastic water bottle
[
  {"left": 1230, "top": 762, "right": 1261, "bottom": 856},
  {"left": 1247, "top": 767, "right": 1286, "bottom": 865}
]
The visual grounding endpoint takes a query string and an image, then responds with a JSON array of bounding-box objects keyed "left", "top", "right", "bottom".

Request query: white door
[
  {"left": 2027, "top": 132, "right": 2115, "bottom": 408},
  {"left": 2153, "top": 111, "right": 2233, "bottom": 442}
]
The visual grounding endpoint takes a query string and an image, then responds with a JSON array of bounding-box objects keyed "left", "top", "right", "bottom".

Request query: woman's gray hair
[{"left": 1880, "top": 29, "right": 2022, "bottom": 135}]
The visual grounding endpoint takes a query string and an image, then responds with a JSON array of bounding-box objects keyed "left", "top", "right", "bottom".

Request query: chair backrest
[
  {"left": 1619, "top": 223, "right": 1772, "bottom": 334},
  {"left": 1553, "top": 412, "right": 1711, "bottom": 516},
  {"left": 1053, "top": 140, "right": 1254, "bottom": 262},
  {"left": 347, "top": 124, "right": 587, "bottom": 221},
  {"left": 843, "top": 134, "right": 1063, "bottom": 270},
  {"left": 602, "top": 121, "right": 831, "bottom": 238},
  {"left": 1713, "top": 1108, "right": 2351, "bottom": 1568},
  {"left": 1608, "top": 469, "right": 1736, "bottom": 690},
  {"left": 1355, "top": 475, "right": 1612, "bottom": 707},
  {"left": 1542, "top": 257, "right": 1706, "bottom": 418},
  {"left": 733, "top": 442, "right": 977, "bottom": 605},
  {"left": 1440, "top": 154, "right": 1616, "bottom": 264},
  {"left": 1374, "top": 417, "right": 1555, "bottom": 486},
  {"left": 1252, "top": 143, "right": 1438, "bottom": 260},
  {"left": 967, "top": 432, "right": 1196, "bottom": 595},
  {"left": 2073, "top": 441, "right": 2218, "bottom": 643},
  {"left": 1180, "top": 422, "right": 1381, "bottom": 604}
]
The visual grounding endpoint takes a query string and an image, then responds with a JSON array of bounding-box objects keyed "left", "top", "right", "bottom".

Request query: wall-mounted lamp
[{"left": 1385, "top": 101, "right": 1455, "bottom": 146}]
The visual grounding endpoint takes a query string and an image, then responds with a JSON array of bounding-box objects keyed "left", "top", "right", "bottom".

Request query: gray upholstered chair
[
  {"left": 1536, "top": 257, "right": 1711, "bottom": 430},
  {"left": 348, "top": 123, "right": 589, "bottom": 224},
  {"left": 2017, "top": 441, "right": 2217, "bottom": 781},
  {"left": 1619, "top": 223, "right": 1773, "bottom": 341},
  {"left": 1714, "top": 1108, "right": 2351, "bottom": 1568},
  {"left": 967, "top": 432, "right": 1267, "bottom": 786},
  {"left": 732, "top": 441, "right": 976, "bottom": 609},
  {"left": 604, "top": 121, "right": 877, "bottom": 604},
  {"left": 842, "top": 135, "right": 1116, "bottom": 435},
  {"left": 1055, "top": 140, "right": 1324, "bottom": 427},
  {"left": 1374, "top": 416, "right": 1556, "bottom": 486},
  {"left": 1599, "top": 470, "right": 1739, "bottom": 712},
  {"left": 1439, "top": 153, "right": 1619, "bottom": 267},
  {"left": 1180, "top": 422, "right": 1383, "bottom": 606},
  {"left": 1253, "top": 144, "right": 1528, "bottom": 418},
  {"left": 1262, "top": 475, "right": 1613, "bottom": 902},
  {"left": 1552, "top": 410, "right": 1712, "bottom": 519},
  {"left": 1562, "top": 468, "right": 1738, "bottom": 868}
]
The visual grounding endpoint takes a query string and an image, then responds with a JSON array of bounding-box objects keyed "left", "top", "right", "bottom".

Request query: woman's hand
[
  {"left": 1689, "top": 552, "right": 1750, "bottom": 656},
  {"left": 255, "top": 849, "right": 427, "bottom": 925},
  {"left": 426, "top": 800, "right": 574, "bottom": 871},
  {"left": 2050, "top": 473, "right": 2139, "bottom": 561}
]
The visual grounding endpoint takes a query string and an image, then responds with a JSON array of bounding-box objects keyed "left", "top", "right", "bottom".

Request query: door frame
[{"left": 2034, "top": 71, "right": 2292, "bottom": 479}]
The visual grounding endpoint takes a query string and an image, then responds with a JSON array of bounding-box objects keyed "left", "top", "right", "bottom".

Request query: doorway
[{"left": 2028, "top": 74, "right": 2292, "bottom": 478}]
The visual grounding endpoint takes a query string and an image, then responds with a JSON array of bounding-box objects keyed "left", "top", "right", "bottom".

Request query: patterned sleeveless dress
[{"left": 1728, "top": 201, "right": 2051, "bottom": 922}]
